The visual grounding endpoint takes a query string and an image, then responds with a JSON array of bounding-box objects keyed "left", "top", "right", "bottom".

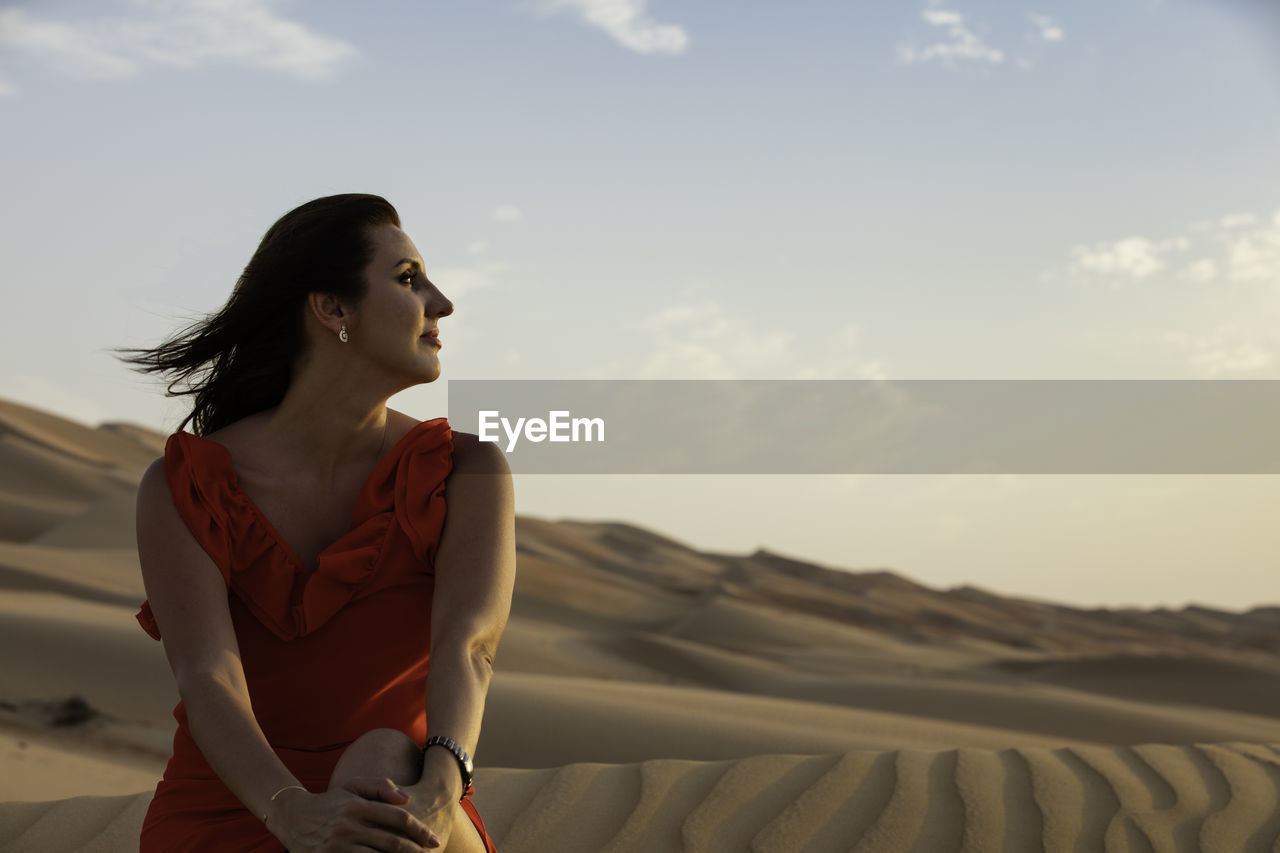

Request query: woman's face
[{"left": 347, "top": 223, "right": 453, "bottom": 385}]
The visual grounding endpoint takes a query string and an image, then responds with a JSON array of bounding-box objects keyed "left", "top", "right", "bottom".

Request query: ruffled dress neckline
[
  {"left": 185, "top": 419, "right": 442, "bottom": 574},
  {"left": 135, "top": 417, "right": 454, "bottom": 642}
]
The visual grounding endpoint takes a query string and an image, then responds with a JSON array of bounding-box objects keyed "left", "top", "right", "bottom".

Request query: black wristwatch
[{"left": 423, "top": 735, "right": 474, "bottom": 795}]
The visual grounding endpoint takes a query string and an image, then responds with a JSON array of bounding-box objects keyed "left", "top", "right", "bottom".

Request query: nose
[{"left": 425, "top": 285, "right": 453, "bottom": 319}]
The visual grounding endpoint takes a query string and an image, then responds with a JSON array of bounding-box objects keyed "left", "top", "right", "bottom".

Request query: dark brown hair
[{"left": 118, "top": 193, "right": 400, "bottom": 436}]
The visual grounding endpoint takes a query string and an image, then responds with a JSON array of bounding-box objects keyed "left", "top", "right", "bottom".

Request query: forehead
[{"left": 366, "top": 224, "right": 421, "bottom": 264}]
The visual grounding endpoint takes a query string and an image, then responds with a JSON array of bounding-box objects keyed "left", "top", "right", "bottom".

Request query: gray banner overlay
[{"left": 445, "top": 380, "right": 1280, "bottom": 474}]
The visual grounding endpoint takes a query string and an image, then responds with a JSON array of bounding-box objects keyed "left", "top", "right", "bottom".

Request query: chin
[{"left": 388, "top": 359, "right": 441, "bottom": 388}]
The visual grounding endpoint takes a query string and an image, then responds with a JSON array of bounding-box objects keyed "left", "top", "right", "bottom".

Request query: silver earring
[{"left": 339, "top": 325, "right": 349, "bottom": 343}]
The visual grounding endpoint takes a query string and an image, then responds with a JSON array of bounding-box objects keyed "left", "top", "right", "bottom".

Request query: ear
[{"left": 306, "top": 292, "right": 349, "bottom": 339}]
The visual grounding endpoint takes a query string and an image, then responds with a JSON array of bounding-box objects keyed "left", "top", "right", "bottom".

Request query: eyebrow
[{"left": 395, "top": 258, "right": 424, "bottom": 271}]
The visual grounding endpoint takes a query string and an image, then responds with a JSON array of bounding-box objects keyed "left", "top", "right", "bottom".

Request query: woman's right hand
[{"left": 269, "top": 777, "right": 441, "bottom": 852}]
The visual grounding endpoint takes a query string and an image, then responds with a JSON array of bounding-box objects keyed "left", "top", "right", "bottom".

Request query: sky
[{"left": 2, "top": 0, "right": 1278, "bottom": 610}]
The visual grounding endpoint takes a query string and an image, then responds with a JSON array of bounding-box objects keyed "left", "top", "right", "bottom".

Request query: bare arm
[
  {"left": 411, "top": 434, "right": 516, "bottom": 805},
  {"left": 135, "top": 458, "right": 306, "bottom": 825}
]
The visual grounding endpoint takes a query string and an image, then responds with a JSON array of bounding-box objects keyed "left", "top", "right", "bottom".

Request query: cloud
[
  {"left": 1055, "top": 209, "right": 1280, "bottom": 376},
  {"left": 922, "top": 10, "right": 963, "bottom": 26},
  {"left": 1187, "top": 208, "right": 1280, "bottom": 283},
  {"left": 1029, "top": 13, "right": 1064, "bottom": 42},
  {"left": 1066, "top": 207, "right": 1280, "bottom": 288},
  {"left": 1069, "top": 236, "right": 1187, "bottom": 280},
  {"left": 0, "top": 0, "right": 356, "bottom": 86},
  {"left": 490, "top": 204, "right": 523, "bottom": 224},
  {"left": 794, "top": 323, "right": 889, "bottom": 380},
  {"left": 898, "top": 7, "right": 1004, "bottom": 67},
  {"left": 0, "top": 8, "right": 138, "bottom": 79},
  {"left": 1180, "top": 258, "right": 1218, "bottom": 283},
  {"left": 1219, "top": 212, "right": 1257, "bottom": 229},
  {"left": 622, "top": 298, "right": 787, "bottom": 378},
  {"left": 1225, "top": 210, "right": 1280, "bottom": 282},
  {"left": 609, "top": 300, "right": 886, "bottom": 381},
  {"left": 797, "top": 358, "right": 889, "bottom": 381},
  {"left": 538, "top": 0, "right": 689, "bottom": 55},
  {"left": 1162, "top": 325, "right": 1275, "bottom": 376}
]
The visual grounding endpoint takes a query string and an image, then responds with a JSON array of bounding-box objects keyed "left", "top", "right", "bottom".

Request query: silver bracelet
[{"left": 263, "top": 785, "right": 307, "bottom": 824}]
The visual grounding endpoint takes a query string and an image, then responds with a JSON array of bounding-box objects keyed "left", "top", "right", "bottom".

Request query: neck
[
  {"left": 265, "top": 372, "right": 395, "bottom": 487},
  {"left": 263, "top": 329, "right": 425, "bottom": 483}
]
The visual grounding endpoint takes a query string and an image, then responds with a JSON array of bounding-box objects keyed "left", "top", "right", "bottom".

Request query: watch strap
[{"left": 423, "top": 735, "right": 474, "bottom": 796}]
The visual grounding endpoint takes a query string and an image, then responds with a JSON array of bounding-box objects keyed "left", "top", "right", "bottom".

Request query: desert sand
[{"left": 1, "top": 396, "right": 1278, "bottom": 851}]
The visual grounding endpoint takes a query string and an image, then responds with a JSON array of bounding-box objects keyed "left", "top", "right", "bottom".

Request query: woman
[{"left": 124, "top": 194, "right": 515, "bottom": 852}]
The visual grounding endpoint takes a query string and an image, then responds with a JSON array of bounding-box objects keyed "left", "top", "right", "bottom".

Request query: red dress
[{"left": 135, "top": 418, "right": 498, "bottom": 852}]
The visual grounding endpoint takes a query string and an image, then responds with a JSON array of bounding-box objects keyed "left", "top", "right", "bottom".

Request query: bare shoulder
[
  {"left": 135, "top": 452, "right": 194, "bottom": 547},
  {"left": 440, "top": 432, "right": 513, "bottom": 535},
  {"left": 449, "top": 431, "right": 511, "bottom": 477},
  {"left": 136, "top": 454, "right": 170, "bottom": 509}
]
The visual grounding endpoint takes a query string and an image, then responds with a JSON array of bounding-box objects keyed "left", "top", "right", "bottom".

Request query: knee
[
  {"left": 330, "top": 728, "right": 422, "bottom": 788},
  {"left": 352, "top": 727, "right": 418, "bottom": 751},
  {"left": 347, "top": 728, "right": 421, "bottom": 768}
]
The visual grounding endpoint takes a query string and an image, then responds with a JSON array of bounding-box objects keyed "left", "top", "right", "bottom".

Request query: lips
[{"left": 421, "top": 328, "right": 441, "bottom": 348}]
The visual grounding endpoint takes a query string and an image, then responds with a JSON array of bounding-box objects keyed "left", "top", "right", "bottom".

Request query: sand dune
[
  {"left": 0, "top": 400, "right": 162, "bottom": 473},
  {"left": 446, "top": 744, "right": 1280, "bottom": 852},
  {"left": 2, "top": 397, "right": 1280, "bottom": 851},
  {"left": 3, "top": 743, "right": 1279, "bottom": 852}
]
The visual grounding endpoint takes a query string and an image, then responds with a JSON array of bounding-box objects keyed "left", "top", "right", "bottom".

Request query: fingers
[
  {"left": 339, "top": 822, "right": 435, "bottom": 853},
  {"left": 344, "top": 776, "right": 411, "bottom": 804},
  {"left": 338, "top": 792, "right": 440, "bottom": 849},
  {"left": 369, "top": 802, "right": 440, "bottom": 849}
]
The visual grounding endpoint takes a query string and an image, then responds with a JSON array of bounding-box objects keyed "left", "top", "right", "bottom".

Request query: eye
[{"left": 399, "top": 270, "right": 417, "bottom": 286}]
